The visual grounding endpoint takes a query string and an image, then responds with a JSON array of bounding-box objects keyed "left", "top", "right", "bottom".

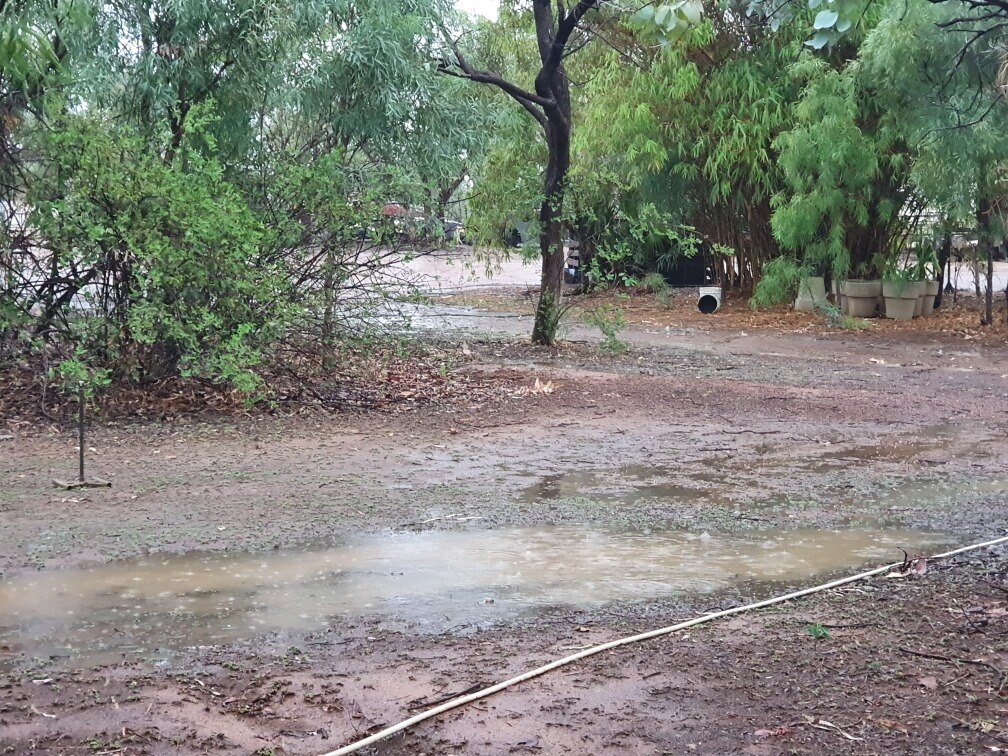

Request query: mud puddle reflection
[{"left": 1, "top": 526, "right": 945, "bottom": 666}]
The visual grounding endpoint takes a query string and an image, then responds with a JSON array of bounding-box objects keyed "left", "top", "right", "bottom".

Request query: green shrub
[
  {"left": 583, "top": 304, "right": 629, "bottom": 353},
  {"left": 751, "top": 256, "right": 805, "bottom": 308},
  {"left": 27, "top": 118, "right": 280, "bottom": 391}
]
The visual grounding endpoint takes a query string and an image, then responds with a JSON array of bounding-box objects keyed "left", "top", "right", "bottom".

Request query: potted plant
[
  {"left": 913, "top": 243, "right": 941, "bottom": 318},
  {"left": 794, "top": 275, "right": 827, "bottom": 312},
  {"left": 839, "top": 278, "right": 882, "bottom": 318},
  {"left": 830, "top": 278, "right": 849, "bottom": 314},
  {"left": 882, "top": 267, "right": 925, "bottom": 320}
]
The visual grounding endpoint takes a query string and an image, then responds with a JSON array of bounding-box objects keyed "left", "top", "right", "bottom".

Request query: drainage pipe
[
  {"left": 319, "top": 533, "right": 1008, "bottom": 756},
  {"left": 697, "top": 286, "right": 722, "bottom": 314}
]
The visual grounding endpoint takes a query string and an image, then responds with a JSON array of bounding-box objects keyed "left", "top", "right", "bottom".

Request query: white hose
[{"left": 320, "top": 533, "right": 1008, "bottom": 756}]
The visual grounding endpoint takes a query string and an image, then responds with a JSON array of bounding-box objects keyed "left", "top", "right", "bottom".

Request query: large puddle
[{"left": 0, "top": 526, "right": 946, "bottom": 666}]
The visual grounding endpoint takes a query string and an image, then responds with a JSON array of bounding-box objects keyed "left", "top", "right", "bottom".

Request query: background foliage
[{"left": 1, "top": 0, "right": 1006, "bottom": 396}]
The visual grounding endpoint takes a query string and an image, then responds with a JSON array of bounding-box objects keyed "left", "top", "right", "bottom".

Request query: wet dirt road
[{"left": 2, "top": 304, "right": 1008, "bottom": 754}]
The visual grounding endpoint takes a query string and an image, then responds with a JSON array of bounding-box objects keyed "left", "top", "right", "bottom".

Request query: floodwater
[{"left": 0, "top": 526, "right": 945, "bottom": 666}]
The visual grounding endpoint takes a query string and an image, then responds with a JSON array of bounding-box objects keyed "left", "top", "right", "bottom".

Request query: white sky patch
[{"left": 456, "top": 0, "right": 499, "bottom": 20}]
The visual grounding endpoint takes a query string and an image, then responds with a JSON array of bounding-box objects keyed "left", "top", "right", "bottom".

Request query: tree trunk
[
  {"left": 984, "top": 244, "right": 994, "bottom": 325},
  {"left": 935, "top": 229, "right": 951, "bottom": 309},
  {"left": 439, "top": 0, "right": 595, "bottom": 343},
  {"left": 322, "top": 246, "right": 337, "bottom": 368},
  {"left": 978, "top": 196, "right": 994, "bottom": 326},
  {"left": 530, "top": 69, "right": 572, "bottom": 345}
]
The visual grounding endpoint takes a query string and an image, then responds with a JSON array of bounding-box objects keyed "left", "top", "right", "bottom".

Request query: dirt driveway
[{"left": 2, "top": 304, "right": 1008, "bottom": 754}]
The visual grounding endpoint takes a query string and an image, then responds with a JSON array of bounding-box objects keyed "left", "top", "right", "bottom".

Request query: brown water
[{"left": 0, "top": 526, "right": 945, "bottom": 666}]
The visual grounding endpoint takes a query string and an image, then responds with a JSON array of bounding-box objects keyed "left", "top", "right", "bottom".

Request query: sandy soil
[{"left": 2, "top": 303, "right": 1008, "bottom": 754}]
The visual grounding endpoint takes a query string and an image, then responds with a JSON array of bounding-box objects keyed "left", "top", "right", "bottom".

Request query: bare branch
[
  {"left": 437, "top": 27, "right": 550, "bottom": 130},
  {"left": 438, "top": 29, "right": 553, "bottom": 109},
  {"left": 533, "top": 0, "right": 557, "bottom": 63},
  {"left": 548, "top": 0, "right": 601, "bottom": 67}
]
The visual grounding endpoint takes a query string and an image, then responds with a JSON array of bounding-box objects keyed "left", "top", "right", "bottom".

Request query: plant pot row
[{"left": 832, "top": 278, "right": 939, "bottom": 320}]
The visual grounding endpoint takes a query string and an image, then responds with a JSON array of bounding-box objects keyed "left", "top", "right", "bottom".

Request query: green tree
[
  {"left": 440, "top": 0, "right": 701, "bottom": 343},
  {"left": 858, "top": 0, "right": 1008, "bottom": 323}
]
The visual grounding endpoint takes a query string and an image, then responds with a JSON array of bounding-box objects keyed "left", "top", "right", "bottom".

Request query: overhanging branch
[
  {"left": 437, "top": 27, "right": 551, "bottom": 130},
  {"left": 548, "top": 0, "right": 602, "bottom": 67}
]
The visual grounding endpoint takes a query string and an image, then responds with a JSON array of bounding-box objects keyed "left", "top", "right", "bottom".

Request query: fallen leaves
[
  {"left": 754, "top": 726, "right": 792, "bottom": 739},
  {"left": 514, "top": 377, "right": 556, "bottom": 396},
  {"left": 888, "top": 557, "right": 927, "bottom": 578},
  {"left": 875, "top": 718, "right": 910, "bottom": 734},
  {"left": 945, "top": 603, "right": 1008, "bottom": 618},
  {"left": 0, "top": 343, "right": 543, "bottom": 423}
]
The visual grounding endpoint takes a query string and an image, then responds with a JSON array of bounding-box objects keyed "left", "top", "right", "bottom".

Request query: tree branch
[
  {"left": 533, "top": 0, "right": 557, "bottom": 62},
  {"left": 437, "top": 28, "right": 551, "bottom": 130},
  {"left": 548, "top": 0, "right": 601, "bottom": 67},
  {"left": 439, "top": 31, "right": 553, "bottom": 108}
]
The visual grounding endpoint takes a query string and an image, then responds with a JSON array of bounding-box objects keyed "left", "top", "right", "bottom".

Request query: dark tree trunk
[
  {"left": 436, "top": 174, "right": 466, "bottom": 221},
  {"left": 440, "top": 0, "right": 598, "bottom": 345},
  {"left": 531, "top": 65, "right": 572, "bottom": 344},
  {"left": 985, "top": 243, "right": 994, "bottom": 325},
  {"left": 936, "top": 229, "right": 951, "bottom": 309},
  {"left": 978, "top": 195, "right": 994, "bottom": 326}
]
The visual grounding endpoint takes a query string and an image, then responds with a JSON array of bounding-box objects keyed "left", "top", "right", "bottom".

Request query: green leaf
[
  {"left": 678, "top": 0, "right": 703, "bottom": 25},
  {"left": 813, "top": 9, "right": 839, "bottom": 28},
  {"left": 806, "top": 29, "right": 835, "bottom": 48},
  {"left": 630, "top": 5, "right": 656, "bottom": 24}
]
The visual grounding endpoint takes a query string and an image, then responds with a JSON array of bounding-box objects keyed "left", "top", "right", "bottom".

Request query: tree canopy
[{"left": 2, "top": 0, "right": 1006, "bottom": 395}]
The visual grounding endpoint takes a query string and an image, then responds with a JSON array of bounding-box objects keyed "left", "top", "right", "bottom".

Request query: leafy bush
[
  {"left": 750, "top": 256, "right": 805, "bottom": 308},
  {"left": 23, "top": 118, "right": 279, "bottom": 391},
  {"left": 583, "top": 303, "right": 629, "bottom": 353},
  {"left": 588, "top": 203, "right": 699, "bottom": 288},
  {"left": 770, "top": 55, "right": 883, "bottom": 281},
  {"left": 640, "top": 271, "right": 669, "bottom": 294},
  {"left": 815, "top": 301, "right": 872, "bottom": 330}
]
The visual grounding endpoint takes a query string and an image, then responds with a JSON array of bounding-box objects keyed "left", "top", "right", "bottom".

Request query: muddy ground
[{"left": 2, "top": 296, "right": 1008, "bottom": 754}]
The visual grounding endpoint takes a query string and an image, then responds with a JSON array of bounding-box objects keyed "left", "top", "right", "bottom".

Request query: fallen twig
[
  {"left": 399, "top": 514, "right": 482, "bottom": 528},
  {"left": 807, "top": 718, "right": 863, "bottom": 742},
  {"left": 406, "top": 683, "right": 483, "bottom": 711},
  {"left": 53, "top": 478, "right": 111, "bottom": 489},
  {"left": 898, "top": 646, "right": 1007, "bottom": 692},
  {"left": 795, "top": 620, "right": 881, "bottom": 630}
]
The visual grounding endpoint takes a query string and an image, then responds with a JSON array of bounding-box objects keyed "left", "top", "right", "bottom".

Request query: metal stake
[
  {"left": 78, "top": 381, "right": 85, "bottom": 482},
  {"left": 53, "top": 381, "right": 109, "bottom": 489}
]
